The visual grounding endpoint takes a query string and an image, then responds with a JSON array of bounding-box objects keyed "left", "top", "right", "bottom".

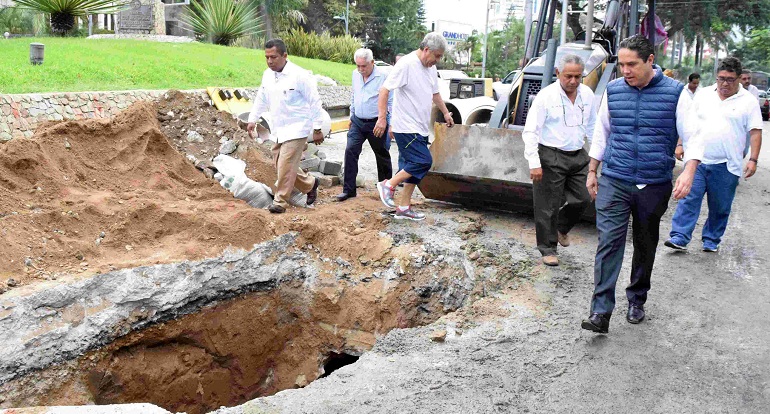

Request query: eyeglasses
[
  {"left": 559, "top": 93, "right": 585, "bottom": 127},
  {"left": 716, "top": 77, "right": 738, "bottom": 84}
]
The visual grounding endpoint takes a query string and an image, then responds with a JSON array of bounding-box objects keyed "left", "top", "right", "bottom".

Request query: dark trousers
[
  {"left": 342, "top": 115, "right": 393, "bottom": 195},
  {"left": 532, "top": 145, "right": 591, "bottom": 256},
  {"left": 591, "top": 175, "right": 673, "bottom": 315}
]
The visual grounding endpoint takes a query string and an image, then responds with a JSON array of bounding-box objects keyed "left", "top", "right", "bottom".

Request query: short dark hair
[
  {"left": 741, "top": 69, "right": 751, "bottom": 75},
  {"left": 265, "top": 38, "right": 288, "bottom": 55},
  {"left": 688, "top": 73, "right": 700, "bottom": 82},
  {"left": 618, "top": 34, "right": 654, "bottom": 62},
  {"left": 718, "top": 57, "right": 742, "bottom": 76}
]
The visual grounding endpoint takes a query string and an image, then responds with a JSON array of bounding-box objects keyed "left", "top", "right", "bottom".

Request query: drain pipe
[
  {"left": 542, "top": 38, "right": 557, "bottom": 87},
  {"left": 584, "top": 0, "right": 594, "bottom": 49}
]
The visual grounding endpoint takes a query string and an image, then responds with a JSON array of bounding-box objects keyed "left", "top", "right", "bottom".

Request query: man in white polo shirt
[
  {"left": 665, "top": 57, "right": 763, "bottom": 253},
  {"left": 372, "top": 32, "right": 454, "bottom": 221},
  {"left": 522, "top": 54, "right": 596, "bottom": 266},
  {"left": 740, "top": 69, "right": 761, "bottom": 99}
]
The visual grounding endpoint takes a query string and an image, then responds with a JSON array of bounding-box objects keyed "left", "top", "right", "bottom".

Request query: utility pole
[
  {"left": 560, "top": 0, "right": 568, "bottom": 45},
  {"left": 584, "top": 0, "right": 594, "bottom": 49},
  {"left": 345, "top": 0, "right": 349, "bottom": 36},
  {"left": 524, "top": 0, "right": 533, "bottom": 59},
  {"left": 482, "top": 0, "right": 499, "bottom": 78}
]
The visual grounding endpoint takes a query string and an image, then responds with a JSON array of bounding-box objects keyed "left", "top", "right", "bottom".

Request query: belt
[
  {"left": 355, "top": 115, "right": 378, "bottom": 123},
  {"left": 539, "top": 144, "right": 583, "bottom": 156}
]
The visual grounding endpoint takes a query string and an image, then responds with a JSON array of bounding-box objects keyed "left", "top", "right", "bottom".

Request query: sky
[{"left": 422, "top": 0, "right": 490, "bottom": 33}]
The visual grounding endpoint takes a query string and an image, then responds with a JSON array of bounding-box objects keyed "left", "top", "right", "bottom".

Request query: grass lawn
[{"left": 0, "top": 38, "right": 355, "bottom": 94}]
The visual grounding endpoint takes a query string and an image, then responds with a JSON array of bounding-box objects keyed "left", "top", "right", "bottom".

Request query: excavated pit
[{"left": 0, "top": 97, "right": 488, "bottom": 413}]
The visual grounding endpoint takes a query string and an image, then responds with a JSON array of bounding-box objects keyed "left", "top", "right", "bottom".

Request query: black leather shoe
[
  {"left": 335, "top": 192, "right": 355, "bottom": 202},
  {"left": 306, "top": 178, "right": 320, "bottom": 205},
  {"left": 626, "top": 303, "right": 645, "bottom": 324},
  {"left": 268, "top": 203, "right": 286, "bottom": 214},
  {"left": 581, "top": 313, "right": 611, "bottom": 333}
]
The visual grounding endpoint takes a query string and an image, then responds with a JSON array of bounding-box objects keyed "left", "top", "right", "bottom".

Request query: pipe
[
  {"left": 560, "top": 0, "right": 567, "bottom": 45},
  {"left": 542, "top": 39, "right": 557, "bottom": 87},
  {"left": 585, "top": 0, "right": 594, "bottom": 49}
]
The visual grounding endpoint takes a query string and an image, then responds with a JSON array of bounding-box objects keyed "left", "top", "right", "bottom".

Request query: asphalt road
[{"left": 221, "top": 121, "right": 770, "bottom": 413}]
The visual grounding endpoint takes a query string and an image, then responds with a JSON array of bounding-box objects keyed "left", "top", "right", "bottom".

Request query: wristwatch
[
  {"left": 313, "top": 128, "right": 322, "bottom": 133},
  {"left": 749, "top": 158, "right": 758, "bottom": 164}
]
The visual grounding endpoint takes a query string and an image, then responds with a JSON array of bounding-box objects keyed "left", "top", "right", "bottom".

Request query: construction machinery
[{"left": 420, "top": 0, "right": 658, "bottom": 216}]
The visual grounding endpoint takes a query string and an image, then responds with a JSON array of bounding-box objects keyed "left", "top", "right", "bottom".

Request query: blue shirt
[{"left": 351, "top": 66, "right": 391, "bottom": 120}]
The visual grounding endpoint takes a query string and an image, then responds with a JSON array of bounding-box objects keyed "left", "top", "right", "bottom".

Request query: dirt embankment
[{"left": 0, "top": 96, "right": 384, "bottom": 292}]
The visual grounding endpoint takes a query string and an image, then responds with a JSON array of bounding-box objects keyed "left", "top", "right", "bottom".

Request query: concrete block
[
  {"left": 300, "top": 157, "right": 321, "bottom": 171},
  {"left": 310, "top": 172, "right": 340, "bottom": 188},
  {"left": 319, "top": 160, "right": 342, "bottom": 176},
  {"left": 317, "top": 151, "right": 327, "bottom": 160},
  {"left": 304, "top": 143, "right": 319, "bottom": 158}
]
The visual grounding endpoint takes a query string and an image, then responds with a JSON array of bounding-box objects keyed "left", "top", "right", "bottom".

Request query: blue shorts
[{"left": 393, "top": 132, "right": 432, "bottom": 184}]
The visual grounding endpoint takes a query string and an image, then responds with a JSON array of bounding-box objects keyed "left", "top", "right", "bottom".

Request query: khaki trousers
[{"left": 272, "top": 138, "right": 315, "bottom": 208}]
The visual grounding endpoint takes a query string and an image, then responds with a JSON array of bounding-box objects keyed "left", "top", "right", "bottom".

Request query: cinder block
[
  {"left": 300, "top": 157, "right": 321, "bottom": 171},
  {"left": 319, "top": 160, "right": 342, "bottom": 176},
  {"left": 310, "top": 172, "right": 340, "bottom": 188}
]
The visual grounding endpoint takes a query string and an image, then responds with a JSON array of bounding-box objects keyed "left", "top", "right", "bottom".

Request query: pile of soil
[{"left": 0, "top": 98, "right": 387, "bottom": 291}]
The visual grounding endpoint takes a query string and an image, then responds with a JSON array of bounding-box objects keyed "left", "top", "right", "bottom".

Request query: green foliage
[
  {"left": 280, "top": 27, "right": 360, "bottom": 64},
  {"left": 482, "top": 18, "right": 527, "bottom": 79},
  {"left": 185, "top": 0, "right": 262, "bottom": 46},
  {"left": 0, "top": 37, "right": 355, "bottom": 94},
  {"left": 0, "top": 7, "right": 36, "bottom": 34},
  {"left": 732, "top": 29, "right": 770, "bottom": 73},
  {"left": 356, "top": 0, "right": 425, "bottom": 62},
  {"left": 13, "top": 0, "right": 129, "bottom": 35}
]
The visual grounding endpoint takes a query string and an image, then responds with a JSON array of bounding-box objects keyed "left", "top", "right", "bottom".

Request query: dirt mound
[{"left": 0, "top": 97, "right": 396, "bottom": 292}]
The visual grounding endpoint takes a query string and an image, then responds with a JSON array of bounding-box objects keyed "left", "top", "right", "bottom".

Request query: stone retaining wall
[{"left": 0, "top": 86, "right": 353, "bottom": 142}]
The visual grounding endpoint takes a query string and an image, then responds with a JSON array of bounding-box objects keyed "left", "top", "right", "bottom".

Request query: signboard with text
[
  {"left": 117, "top": 0, "right": 154, "bottom": 34},
  {"left": 435, "top": 20, "right": 474, "bottom": 49}
]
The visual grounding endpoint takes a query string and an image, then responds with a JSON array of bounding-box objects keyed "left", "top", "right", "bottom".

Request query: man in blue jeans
[
  {"left": 665, "top": 57, "right": 763, "bottom": 253},
  {"left": 581, "top": 35, "right": 704, "bottom": 334},
  {"left": 337, "top": 48, "right": 393, "bottom": 202},
  {"left": 373, "top": 32, "right": 454, "bottom": 221}
]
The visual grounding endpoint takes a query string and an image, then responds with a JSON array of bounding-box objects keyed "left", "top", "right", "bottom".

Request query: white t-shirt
[
  {"left": 382, "top": 51, "right": 439, "bottom": 136},
  {"left": 685, "top": 86, "right": 763, "bottom": 176},
  {"left": 747, "top": 84, "right": 760, "bottom": 99}
]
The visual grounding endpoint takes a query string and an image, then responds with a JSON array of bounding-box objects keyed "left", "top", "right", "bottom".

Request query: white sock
[
  {"left": 385, "top": 180, "right": 394, "bottom": 189},
  {"left": 397, "top": 205, "right": 410, "bottom": 211}
]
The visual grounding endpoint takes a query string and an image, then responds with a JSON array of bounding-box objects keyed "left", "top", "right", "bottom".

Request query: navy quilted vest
[{"left": 602, "top": 66, "right": 684, "bottom": 184}]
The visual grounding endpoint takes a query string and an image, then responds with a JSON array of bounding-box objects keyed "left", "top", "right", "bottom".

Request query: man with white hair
[
  {"left": 373, "top": 32, "right": 454, "bottom": 221},
  {"left": 523, "top": 54, "right": 597, "bottom": 266},
  {"left": 337, "top": 48, "right": 393, "bottom": 202}
]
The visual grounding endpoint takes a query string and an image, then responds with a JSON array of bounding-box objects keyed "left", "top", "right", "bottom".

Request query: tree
[
  {"left": 260, "top": 0, "right": 307, "bottom": 39},
  {"left": 356, "top": 0, "right": 426, "bottom": 62},
  {"left": 186, "top": 0, "right": 262, "bottom": 46}
]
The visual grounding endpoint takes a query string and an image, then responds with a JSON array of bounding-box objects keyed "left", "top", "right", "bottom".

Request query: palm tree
[
  {"left": 13, "top": 0, "right": 129, "bottom": 36},
  {"left": 259, "top": 0, "right": 307, "bottom": 39}
]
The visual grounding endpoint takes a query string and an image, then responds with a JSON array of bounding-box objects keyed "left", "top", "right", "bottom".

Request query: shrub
[
  {"left": 0, "top": 7, "right": 36, "bottom": 34},
  {"left": 184, "top": 0, "right": 262, "bottom": 46},
  {"left": 281, "top": 28, "right": 361, "bottom": 64},
  {"left": 12, "top": 0, "right": 129, "bottom": 36}
]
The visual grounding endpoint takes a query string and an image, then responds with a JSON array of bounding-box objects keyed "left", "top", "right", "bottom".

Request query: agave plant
[
  {"left": 13, "top": 0, "right": 129, "bottom": 36},
  {"left": 185, "top": 0, "right": 262, "bottom": 46}
]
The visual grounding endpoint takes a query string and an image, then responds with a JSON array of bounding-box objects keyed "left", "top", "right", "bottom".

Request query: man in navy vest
[{"left": 581, "top": 35, "right": 704, "bottom": 334}]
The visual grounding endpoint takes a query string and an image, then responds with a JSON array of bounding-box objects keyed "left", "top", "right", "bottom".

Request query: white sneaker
[
  {"left": 376, "top": 180, "right": 396, "bottom": 208},
  {"left": 394, "top": 207, "right": 426, "bottom": 221}
]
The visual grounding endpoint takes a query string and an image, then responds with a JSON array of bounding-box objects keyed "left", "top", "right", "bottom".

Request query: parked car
[
  {"left": 493, "top": 70, "right": 521, "bottom": 101},
  {"left": 759, "top": 91, "right": 769, "bottom": 121}
]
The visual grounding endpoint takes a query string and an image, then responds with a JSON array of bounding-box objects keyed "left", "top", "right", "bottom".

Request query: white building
[{"left": 489, "top": 0, "right": 526, "bottom": 31}]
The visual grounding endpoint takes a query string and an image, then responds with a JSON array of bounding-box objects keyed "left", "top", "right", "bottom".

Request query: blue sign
[{"left": 442, "top": 31, "right": 469, "bottom": 41}]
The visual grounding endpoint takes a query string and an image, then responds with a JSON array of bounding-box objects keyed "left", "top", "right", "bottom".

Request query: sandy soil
[{"left": 0, "top": 97, "right": 382, "bottom": 293}]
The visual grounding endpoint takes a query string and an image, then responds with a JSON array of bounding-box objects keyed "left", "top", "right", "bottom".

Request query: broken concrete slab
[
  {"left": 319, "top": 160, "right": 342, "bottom": 176},
  {"left": 0, "top": 233, "right": 313, "bottom": 385},
  {"left": 304, "top": 143, "right": 319, "bottom": 158}
]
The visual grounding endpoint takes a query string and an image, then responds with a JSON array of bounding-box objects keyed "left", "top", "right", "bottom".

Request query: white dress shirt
[
  {"left": 685, "top": 86, "right": 763, "bottom": 176},
  {"left": 522, "top": 82, "right": 596, "bottom": 169},
  {"left": 248, "top": 60, "right": 324, "bottom": 143},
  {"left": 747, "top": 84, "right": 760, "bottom": 99}
]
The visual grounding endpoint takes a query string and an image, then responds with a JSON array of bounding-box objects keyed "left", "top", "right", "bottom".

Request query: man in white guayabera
[{"left": 247, "top": 38, "right": 324, "bottom": 214}]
